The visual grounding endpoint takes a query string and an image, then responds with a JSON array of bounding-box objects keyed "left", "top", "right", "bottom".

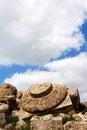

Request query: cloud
[
  {"left": 4, "top": 52, "right": 87, "bottom": 101},
  {"left": 0, "top": 0, "right": 87, "bottom": 65},
  {"left": 1, "top": 0, "right": 87, "bottom": 101}
]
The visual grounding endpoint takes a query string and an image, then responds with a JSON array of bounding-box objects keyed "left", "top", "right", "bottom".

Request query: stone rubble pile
[
  {"left": 30, "top": 113, "right": 87, "bottom": 130},
  {"left": 0, "top": 82, "right": 87, "bottom": 130}
]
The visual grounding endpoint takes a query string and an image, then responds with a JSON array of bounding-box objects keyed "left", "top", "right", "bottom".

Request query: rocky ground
[{"left": 0, "top": 83, "right": 87, "bottom": 130}]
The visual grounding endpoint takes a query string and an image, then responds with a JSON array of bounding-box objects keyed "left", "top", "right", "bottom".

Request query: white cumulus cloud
[
  {"left": 4, "top": 52, "right": 87, "bottom": 101},
  {"left": 0, "top": 0, "right": 87, "bottom": 65}
]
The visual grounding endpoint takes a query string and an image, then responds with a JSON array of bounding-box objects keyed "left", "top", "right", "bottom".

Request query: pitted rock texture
[
  {"left": 21, "top": 83, "right": 67, "bottom": 112},
  {"left": 53, "top": 93, "right": 73, "bottom": 110},
  {"left": 0, "top": 103, "right": 9, "bottom": 113},
  {"left": 0, "top": 83, "right": 17, "bottom": 98},
  {"left": 64, "top": 121, "right": 79, "bottom": 130},
  {"left": 0, "top": 83, "right": 18, "bottom": 113},
  {"left": 30, "top": 115, "right": 64, "bottom": 130},
  {"left": 0, "top": 113, "right": 6, "bottom": 125},
  {"left": 29, "top": 83, "right": 53, "bottom": 98},
  {"left": 12, "top": 110, "right": 33, "bottom": 120}
]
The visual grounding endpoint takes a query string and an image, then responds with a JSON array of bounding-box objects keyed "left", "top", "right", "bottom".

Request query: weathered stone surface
[
  {"left": 53, "top": 94, "right": 73, "bottom": 113},
  {"left": 29, "top": 83, "right": 52, "bottom": 98},
  {"left": 0, "top": 83, "right": 18, "bottom": 113},
  {"left": 64, "top": 121, "right": 79, "bottom": 130},
  {"left": 80, "top": 122, "right": 87, "bottom": 130},
  {"left": 15, "top": 120, "right": 27, "bottom": 130},
  {"left": 22, "top": 83, "right": 67, "bottom": 112},
  {"left": 0, "top": 103, "right": 9, "bottom": 113},
  {"left": 4, "top": 123, "right": 15, "bottom": 130},
  {"left": 73, "top": 112, "right": 87, "bottom": 122},
  {"left": 68, "top": 88, "right": 80, "bottom": 110},
  {"left": 0, "top": 113, "right": 6, "bottom": 125},
  {"left": 64, "top": 121, "right": 87, "bottom": 130},
  {"left": 0, "top": 83, "right": 86, "bottom": 130},
  {"left": 12, "top": 110, "right": 32, "bottom": 120},
  {"left": 57, "top": 94, "right": 72, "bottom": 108},
  {"left": 16, "top": 99, "right": 22, "bottom": 110},
  {"left": 0, "top": 128, "right": 5, "bottom": 130},
  {"left": 16, "top": 91, "right": 25, "bottom": 109},
  {"left": 0, "top": 96, "right": 18, "bottom": 113},
  {"left": 0, "top": 83, "right": 17, "bottom": 97},
  {"left": 58, "top": 113, "right": 73, "bottom": 124},
  {"left": 73, "top": 113, "right": 82, "bottom": 122},
  {"left": 30, "top": 115, "right": 64, "bottom": 130},
  {"left": 0, "top": 89, "right": 13, "bottom": 99}
]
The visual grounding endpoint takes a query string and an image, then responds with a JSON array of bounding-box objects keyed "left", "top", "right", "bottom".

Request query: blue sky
[{"left": 0, "top": 0, "right": 87, "bottom": 101}]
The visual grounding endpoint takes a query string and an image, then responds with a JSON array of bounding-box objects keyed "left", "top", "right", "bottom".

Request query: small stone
[
  {"left": 15, "top": 120, "right": 27, "bottom": 130},
  {"left": 0, "top": 113, "right": 6, "bottom": 125},
  {"left": 12, "top": 110, "right": 32, "bottom": 120},
  {"left": 4, "top": 123, "right": 15, "bottom": 130},
  {"left": 73, "top": 113, "right": 83, "bottom": 122},
  {"left": 73, "top": 113, "right": 87, "bottom": 122},
  {"left": 0, "top": 103, "right": 9, "bottom": 113}
]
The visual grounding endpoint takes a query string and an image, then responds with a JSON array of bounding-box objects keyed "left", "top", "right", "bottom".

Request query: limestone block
[
  {"left": 0, "top": 83, "right": 17, "bottom": 97},
  {"left": 68, "top": 88, "right": 80, "bottom": 110},
  {"left": 30, "top": 115, "right": 64, "bottom": 130},
  {"left": 64, "top": 121, "right": 87, "bottom": 130},
  {"left": 73, "top": 113, "right": 87, "bottom": 122},
  {"left": 64, "top": 121, "right": 79, "bottom": 130},
  {"left": 80, "top": 122, "right": 87, "bottom": 130}
]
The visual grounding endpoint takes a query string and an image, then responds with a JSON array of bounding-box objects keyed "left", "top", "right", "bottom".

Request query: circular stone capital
[{"left": 22, "top": 83, "right": 67, "bottom": 112}]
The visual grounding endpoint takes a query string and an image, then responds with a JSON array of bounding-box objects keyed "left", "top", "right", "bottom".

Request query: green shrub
[
  {"left": 0, "top": 115, "right": 18, "bottom": 129},
  {"left": 82, "top": 108, "right": 87, "bottom": 114},
  {"left": 0, "top": 115, "right": 31, "bottom": 130},
  {"left": 23, "top": 117, "right": 31, "bottom": 130},
  {"left": 65, "top": 115, "right": 75, "bottom": 122},
  {"left": 6, "top": 115, "right": 19, "bottom": 125}
]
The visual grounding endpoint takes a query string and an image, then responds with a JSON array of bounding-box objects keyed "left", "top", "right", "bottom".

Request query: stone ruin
[
  {"left": 21, "top": 83, "right": 80, "bottom": 113},
  {"left": 0, "top": 82, "right": 87, "bottom": 130}
]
